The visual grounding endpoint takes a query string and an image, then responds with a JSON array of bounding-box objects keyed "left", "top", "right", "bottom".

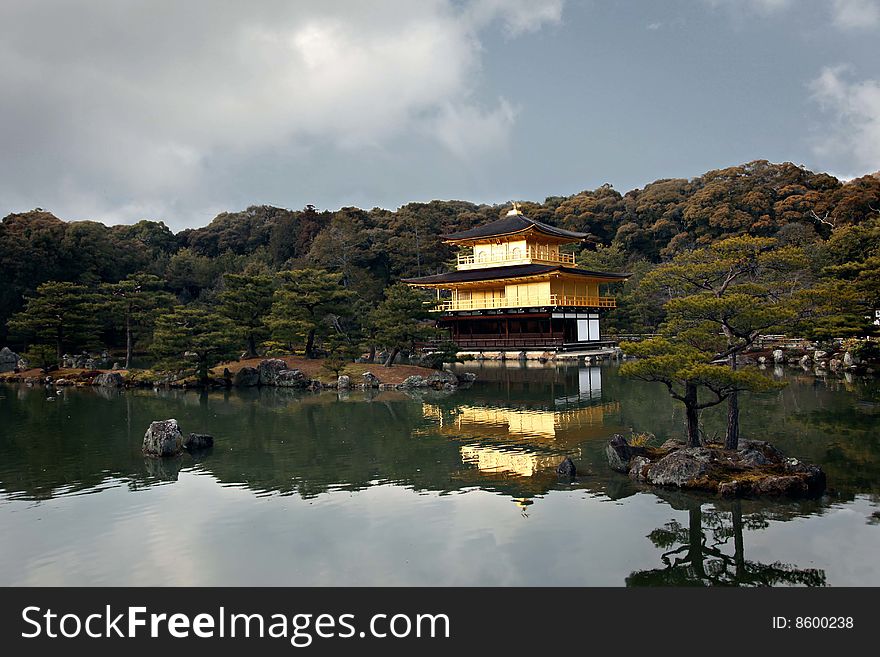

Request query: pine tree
[
  {"left": 7, "top": 281, "right": 101, "bottom": 362},
  {"left": 151, "top": 307, "right": 240, "bottom": 383},
  {"left": 370, "top": 283, "right": 439, "bottom": 367},
  {"left": 267, "top": 269, "right": 354, "bottom": 358},
  {"left": 101, "top": 274, "right": 175, "bottom": 368},
  {"left": 640, "top": 236, "right": 815, "bottom": 449},
  {"left": 217, "top": 272, "right": 274, "bottom": 358}
]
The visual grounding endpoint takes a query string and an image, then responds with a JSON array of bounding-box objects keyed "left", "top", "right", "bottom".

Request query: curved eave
[
  {"left": 442, "top": 225, "right": 584, "bottom": 246},
  {"left": 403, "top": 265, "right": 631, "bottom": 288}
]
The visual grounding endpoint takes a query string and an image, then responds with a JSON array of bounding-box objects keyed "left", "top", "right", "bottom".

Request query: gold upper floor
[{"left": 456, "top": 240, "right": 576, "bottom": 269}]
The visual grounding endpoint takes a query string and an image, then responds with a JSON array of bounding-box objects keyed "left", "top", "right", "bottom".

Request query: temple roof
[
  {"left": 403, "top": 264, "right": 630, "bottom": 286},
  {"left": 440, "top": 213, "right": 588, "bottom": 242}
]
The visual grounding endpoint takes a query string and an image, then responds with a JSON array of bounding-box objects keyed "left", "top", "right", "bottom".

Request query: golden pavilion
[{"left": 403, "top": 204, "right": 629, "bottom": 352}]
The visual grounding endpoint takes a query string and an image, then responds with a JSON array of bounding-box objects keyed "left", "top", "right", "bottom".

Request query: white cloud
[
  {"left": 706, "top": 0, "right": 880, "bottom": 28},
  {"left": 464, "top": 0, "right": 564, "bottom": 36},
  {"left": 831, "top": 0, "right": 880, "bottom": 29},
  {"left": 809, "top": 66, "right": 880, "bottom": 175},
  {"left": 0, "top": 1, "right": 564, "bottom": 224},
  {"left": 431, "top": 98, "right": 518, "bottom": 158},
  {"left": 702, "top": 0, "right": 793, "bottom": 15}
]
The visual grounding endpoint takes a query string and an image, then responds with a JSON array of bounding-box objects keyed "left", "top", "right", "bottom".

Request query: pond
[{"left": 1, "top": 363, "right": 878, "bottom": 586}]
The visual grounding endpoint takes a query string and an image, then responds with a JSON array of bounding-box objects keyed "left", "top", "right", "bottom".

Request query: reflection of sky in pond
[{"left": 0, "top": 362, "right": 878, "bottom": 586}]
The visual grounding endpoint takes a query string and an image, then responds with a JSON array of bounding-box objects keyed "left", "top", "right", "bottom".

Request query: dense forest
[{"left": 2, "top": 160, "right": 879, "bottom": 370}]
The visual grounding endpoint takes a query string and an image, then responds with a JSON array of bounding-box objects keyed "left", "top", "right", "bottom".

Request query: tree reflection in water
[{"left": 627, "top": 495, "right": 826, "bottom": 587}]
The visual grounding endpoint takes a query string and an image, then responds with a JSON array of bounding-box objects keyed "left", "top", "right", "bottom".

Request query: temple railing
[
  {"left": 456, "top": 247, "right": 576, "bottom": 269},
  {"left": 433, "top": 295, "right": 616, "bottom": 312}
]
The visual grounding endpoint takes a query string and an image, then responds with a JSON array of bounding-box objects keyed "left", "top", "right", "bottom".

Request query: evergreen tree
[
  {"left": 7, "top": 281, "right": 101, "bottom": 362},
  {"left": 217, "top": 272, "right": 274, "bottom": 358},
  {"left": 151, "top": 307, "right": 240, "bottom": 383},
  {"left": 101, "top": 274, "right": 175, "bottom": 368},
  {"left": 640, "top": 236, "right": 814, "bottom": 449},
  {"left": 370, "top": 283, "right": 440, "bottom": 367},
  {"left": 620, "top": 338, "right": 780, "bottom": 447},
  {"left": 267, "top": 269, "right": 354, "bottom": 358}
]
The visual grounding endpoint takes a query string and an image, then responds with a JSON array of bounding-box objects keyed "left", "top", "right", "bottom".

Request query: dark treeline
[{"left": 2, "top": 160, "right": 879, "bottom": 364}]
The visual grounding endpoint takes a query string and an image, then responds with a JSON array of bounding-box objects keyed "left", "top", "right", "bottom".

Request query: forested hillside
[{"left": 2, "top": 160, "right": 879, "bottom": 357}]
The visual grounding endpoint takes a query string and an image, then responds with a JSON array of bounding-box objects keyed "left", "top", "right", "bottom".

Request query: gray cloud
[{"left": 0, "top": 0, "right": 563, "bottom": 226}]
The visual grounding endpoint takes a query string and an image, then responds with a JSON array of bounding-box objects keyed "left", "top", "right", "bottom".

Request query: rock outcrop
[
  {"left": 258, "top": 359, "right": 288, "bottom": 386},
  {"left": 143, "top": 419, "right": 184, "bottom": 457},
  {"left": 94, "top": 372, "right": 124, "bottom": 387},
  {"left": 233, "top": 366, "right": 260, "bottom": 386},
  {"left": 0, "top": 347, "right": 20, "bottom": 373},
  {"left": 604, "top": 435, "right": 825, "bottom": 498},
  {"left": 276, "top": 369, "right": 307, "bottom": 388},
  {"left": 605, "top": 434, "right": 634, "bottom": 473}
]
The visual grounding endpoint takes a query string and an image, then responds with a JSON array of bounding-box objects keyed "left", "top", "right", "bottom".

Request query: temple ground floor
[{"left": 437, "top": 309, "right": 614, "bottom": 352}]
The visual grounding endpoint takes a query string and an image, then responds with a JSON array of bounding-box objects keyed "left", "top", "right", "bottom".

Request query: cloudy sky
[{"left": 1, "top": 0, "right": 879, "bottom": 229}]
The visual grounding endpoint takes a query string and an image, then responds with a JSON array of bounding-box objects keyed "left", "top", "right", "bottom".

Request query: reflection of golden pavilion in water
[{"left": 423, "top": 367, "right": 619, "bottom": 479}]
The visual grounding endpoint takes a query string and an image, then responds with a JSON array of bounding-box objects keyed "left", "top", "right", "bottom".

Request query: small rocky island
[{"left": 606, "top": 434, "right": 826, "bottom": 498}]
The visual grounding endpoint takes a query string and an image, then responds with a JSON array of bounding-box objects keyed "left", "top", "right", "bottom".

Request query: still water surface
[{"left": 1, "top": 363, "right": 878, "bottom": 586}]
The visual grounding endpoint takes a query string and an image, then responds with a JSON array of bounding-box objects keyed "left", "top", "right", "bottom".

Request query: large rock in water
[
  {"left": 605, "top": 434, "right": 633, "bottom": 473},
  {"left": 233, "top": 366, "right": 260, "bottom": 387},
  {"left": 143, "top": 419, "right": 184, "bottom": 457},
  {"left": 184, "top": 433, "right": 214, "bottom": 450},
  {"left": 258, "top": 359, "right": 288, "bottom": 385},
  {"left": 337, "top": 374, "right": 351, "bottom": 389},
  {"left": 362, "top": 371, "right": 380, "bottom": 388},
  {"left": 772, "top": 349, "right": 785, "bottom": 363},
  {"left": 646, "top": 449, "right": 710, "bottom": 487},
  {"left": 0, "top": 347, "right": 19, "bottom": 372},
  {"left": 556, "top": 457, "right": 577, "bottom": 478}
]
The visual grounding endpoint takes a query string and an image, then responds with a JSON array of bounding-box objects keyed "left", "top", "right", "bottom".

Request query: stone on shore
[
  {"left": 233, "top": 366, "right": 260, "bottom": 387},
  {"left": 143, "top": 419, "right": 184, "bottom": 457},
  {"left": 258, "top": 359, "right": 288, "bottom": 386},
  {"left": 0, "top": 347, "right": 19, "bottom": 373},
  {"left": 647, "top": 449, "right": 709, "bottom": 487},
  {"left": 362, "top": 372, "right": 380, "bottom": 388},
  {"left": 337, "top": 374, "right": 351, "bottom": 389},
  {"left": 94, "top": 371, "right": 124, "bottom": 387},
  {"left": 276, "top": 369, "right": 307, "bottom": 388},
  {"left": 426, "top": 370, "right": 458, "bottom": 389}
]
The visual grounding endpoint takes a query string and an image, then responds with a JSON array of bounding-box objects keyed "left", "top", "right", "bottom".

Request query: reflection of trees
[{"left": 627, "top": 497, "right": 826, "bottom": 587}]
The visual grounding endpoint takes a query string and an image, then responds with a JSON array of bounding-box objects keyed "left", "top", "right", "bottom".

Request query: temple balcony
[
  {"left": 456, "top": 247, "right": 576, "bottom": 270},
  {"left": 434, "top": 294, "right": 616, "bottom": 312}
]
